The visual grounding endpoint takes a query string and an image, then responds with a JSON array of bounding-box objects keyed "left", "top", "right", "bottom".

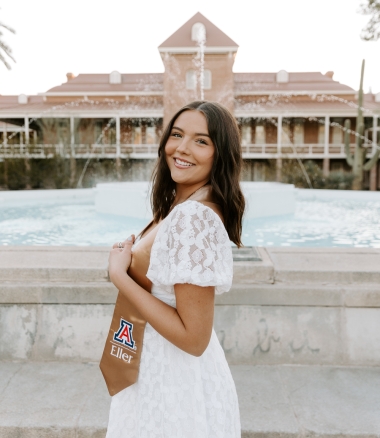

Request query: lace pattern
[{"left": 147, "top": 200, "right": 233, "bottom": 294}]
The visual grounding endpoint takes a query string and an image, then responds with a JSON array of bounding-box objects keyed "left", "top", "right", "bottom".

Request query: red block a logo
[{"left": 113, "top": 318, "right": 136, "bottom": 350}]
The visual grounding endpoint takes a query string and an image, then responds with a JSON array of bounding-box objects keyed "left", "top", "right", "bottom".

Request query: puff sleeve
[{"left": 146, "top": 200, "right": 233, "bottom": 294}]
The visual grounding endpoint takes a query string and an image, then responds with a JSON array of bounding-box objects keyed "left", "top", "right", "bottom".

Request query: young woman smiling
[{"left": 106, "top": 101, "right": 245, "bottom": 438}]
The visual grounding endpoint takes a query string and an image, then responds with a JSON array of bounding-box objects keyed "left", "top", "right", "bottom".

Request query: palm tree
[{"left": 0, "top": 12, "right": 16, "bottom": 69}]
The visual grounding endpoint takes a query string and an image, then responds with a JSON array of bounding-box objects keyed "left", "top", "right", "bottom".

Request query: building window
[
  {"left": 332, "top": 126, "right": 342, "bottom": 144},
  {"left": 203, "top": 69, "right": 212, "bottom": 90},
  {"left": 186, "top": 70, "right": 196, "bottom": 90},
  {"left": 191, "top": 22, "right": 206, "bottom": 42},
  {"left": 294, "top": 122, "right": 304, "bottom": 145},
  {"left": 282, "top": 124, "right": 291, "bottom": 143},
  {"left": 318, "top": 125, "right": 325, "bottom": 144},
  {"left": 132, "top": 126, "right": 142, "bottom": 144},
  {"left": 255, "top": 125, "right": 266, "bottom": 144},
  {"left": 146, "top": 126, "right": 156, "bottom": 144},
  {"left": 241, "top": 125, "right": 251, "bottom": 145},
  {"left": 109, "top": 71, "right": 122, "bottom": 84},
  {"left": 95, "top": 121, "right": 103, "bottom": 144}
]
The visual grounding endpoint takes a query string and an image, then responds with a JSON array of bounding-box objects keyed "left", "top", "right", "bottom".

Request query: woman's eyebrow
[{"left": 172, "top": 126, "right": 210, "bottom": 138}]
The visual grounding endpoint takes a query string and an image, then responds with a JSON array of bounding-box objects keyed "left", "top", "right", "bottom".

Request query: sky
[{"left": 0, "top": 0, "right": 379, "bottom": 96}]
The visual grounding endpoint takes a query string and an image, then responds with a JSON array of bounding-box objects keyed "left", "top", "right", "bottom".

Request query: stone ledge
[
  {"left": 3, "top": 246, "right": 380, "bottom": 285},
  {"left": 267, "top": 248, "right": 380, "bottom": 284},
  {"left": 0, "top": 362, "right": 379, "bottom": 438},
  {"left": 1, "top": 281, "right": 380, "bottom": 307}
]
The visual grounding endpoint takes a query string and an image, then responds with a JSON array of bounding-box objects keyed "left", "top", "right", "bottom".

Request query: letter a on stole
[{"left": 113, "top": 318, "right": 136, "bottom": 350}]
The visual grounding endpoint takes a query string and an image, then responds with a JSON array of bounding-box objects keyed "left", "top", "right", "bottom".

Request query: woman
[{"left": 107, "top": 101, "right": 245, "bottom": 437}]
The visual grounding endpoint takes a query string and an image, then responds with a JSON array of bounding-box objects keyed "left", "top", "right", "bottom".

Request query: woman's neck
[{"left": 173, "top": 181, "right": 210, "bottom": 205}]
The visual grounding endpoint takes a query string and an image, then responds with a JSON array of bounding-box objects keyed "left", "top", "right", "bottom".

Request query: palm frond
[
  {"left": 0, "top": 51, "right": 11, "bottom": 70},
  {"left": 0, "top": 21, "right": 16, "bottom": 34},
  {"left": 0, "top": 14, "right": 16, "bottom": 68}
]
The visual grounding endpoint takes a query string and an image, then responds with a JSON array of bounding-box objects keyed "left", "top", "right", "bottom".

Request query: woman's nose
[{"left": 176, "top": 137, "right": 190, "bottom": 154}]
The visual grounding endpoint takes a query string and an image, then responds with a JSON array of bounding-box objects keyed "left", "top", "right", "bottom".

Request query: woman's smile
[{"left": 173, "top": 157, "right": 196, "bottom": 168}]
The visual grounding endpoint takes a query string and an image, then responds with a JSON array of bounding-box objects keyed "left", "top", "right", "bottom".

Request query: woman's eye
[
  {"left": 171, "top": 132, "right": 181, "bottom": 138},
  {"left": 197, "top": 139, "right": 207, "bottom": 145}
]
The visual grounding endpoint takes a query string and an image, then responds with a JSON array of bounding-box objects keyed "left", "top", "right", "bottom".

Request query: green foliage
[
  {"left": 282, "top": 160, "right": 325, "bottom": 189},
  {"left": 324, "top": 171, "right": 355, "bottom": 190},
  {"left": 360, "top": 0, "right": 380, "bottom": 41},
  {"left": 282, "top": 160, "right": 354, "bottom": 190},
  {"left": 0, "top": 157, "right": 145, "bottom": 190}
]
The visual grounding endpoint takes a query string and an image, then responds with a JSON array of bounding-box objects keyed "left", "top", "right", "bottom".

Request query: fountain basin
[{"left": 95, "top": 181, "right": 296, "bottom": 219}]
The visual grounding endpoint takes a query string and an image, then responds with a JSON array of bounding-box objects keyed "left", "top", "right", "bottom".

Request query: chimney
[
  {"left": 66, "top": 72, "right": 75, "bottom": 81},
  {"left": 324, "top": 71, "right": 334, "bottom": 79}
]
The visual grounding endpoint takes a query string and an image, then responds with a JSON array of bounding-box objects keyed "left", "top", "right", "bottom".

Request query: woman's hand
[{"left": 108, "top": 235, "right": 135, "bottom": 284}]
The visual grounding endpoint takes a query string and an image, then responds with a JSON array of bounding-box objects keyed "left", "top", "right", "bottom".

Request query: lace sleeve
[{"left": 146, "top": 200, "right": 233, "bottom": 294}]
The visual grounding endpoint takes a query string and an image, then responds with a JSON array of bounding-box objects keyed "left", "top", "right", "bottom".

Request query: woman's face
[{"left": 165, "top": 110, "right": 215, "bottom": 187}]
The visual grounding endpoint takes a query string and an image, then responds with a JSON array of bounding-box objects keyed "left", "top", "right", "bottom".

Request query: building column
[
  {"left": 24, "top": 117, "right": 29, "bottom": 145},
  {"left": 276, "top": 115, "right": 282, "bottom": 182},
  {"left": 3, "top": 122, "right": 7, "bottom": 146},
  {"left": 24, "top": 117, "right": 31, "bottom": 189},
  {"left": 323, "top": 116, "right": 330, "bottom": 176},
  {"left": 115, "top": 115, "right": 121, "bottom": 181},
  {"left": 69, "top": 116, "right": 77, "bottom": 188},
  {"left": 370, "top": 116, "right": 378, "bottom": 191}
]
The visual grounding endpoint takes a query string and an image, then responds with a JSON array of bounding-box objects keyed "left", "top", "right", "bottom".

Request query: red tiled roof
[
  {"left": 159, "top": 12, "right": 238, "bottom": 49},
  {"left": 46, "top": 73, "right": 163, "bottom": 94},
  {"left": 235, "top": 94, "right": 379, "bottom": 114},
  {"left": 234, "top": 72, "right": 354, "bottom": 94},
  {"left": 0, "top": 95, "right": 163, "bottom": 115}
]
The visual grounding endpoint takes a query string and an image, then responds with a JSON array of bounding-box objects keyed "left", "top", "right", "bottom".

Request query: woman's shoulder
[{"left": 170, "top": 199, "right": 224, "bottom": 227}]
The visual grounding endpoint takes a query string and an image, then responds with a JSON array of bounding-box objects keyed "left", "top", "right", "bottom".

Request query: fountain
[{"left": 95, "top": 181, "right": 296, "bottom": 220}]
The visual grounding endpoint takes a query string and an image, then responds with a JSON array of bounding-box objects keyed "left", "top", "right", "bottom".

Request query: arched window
[
  {"left": 109, "top": 71, "right": 122, "bottom": 84},
  {"left": 203, "top": 69, "right": 212, "bottom": 90},
  {"left": 191, "top": 22, "right": 206, "bottom": 42},
  {"left": 276, "top": 70, "right": 289, "bottom": 83},
  {"left": 186, "top": 70, "right": 196, "bottom": 90}
]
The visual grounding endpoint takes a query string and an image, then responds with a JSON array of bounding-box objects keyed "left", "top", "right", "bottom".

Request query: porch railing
[{"left": 0, "top": 143, "right": 370, "bottom": 159}]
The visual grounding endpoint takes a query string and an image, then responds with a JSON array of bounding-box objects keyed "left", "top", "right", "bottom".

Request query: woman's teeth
[{"left": 175, "top": 158, "right": 194, "bottom": 167}]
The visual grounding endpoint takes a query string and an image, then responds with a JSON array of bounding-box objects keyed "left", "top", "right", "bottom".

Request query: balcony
[
  {"left": 0, "top": 144, "right": 160, "bottom": 160},
  {"left": 242, "top": 143, "right": 363, "bottom": 159},
  {"left": 0, "top": 143, "right": 371, "bottom": 160}
]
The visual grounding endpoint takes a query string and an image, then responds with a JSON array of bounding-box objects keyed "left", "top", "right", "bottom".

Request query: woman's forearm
[{"left": 111, "top": 271, "right": 208, "bottom": 356}]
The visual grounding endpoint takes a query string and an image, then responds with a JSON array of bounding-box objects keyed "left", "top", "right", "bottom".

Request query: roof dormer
[
  {"left": 276, "top": 70, "right": 289, "bottom": 83},
  {"left": 109, "top": 71, "right": 122, "bottom": 84}
]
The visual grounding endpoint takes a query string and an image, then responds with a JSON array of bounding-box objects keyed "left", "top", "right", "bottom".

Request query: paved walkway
[{"left": 0, "top": 362, "right": 379, "bottom": 437}]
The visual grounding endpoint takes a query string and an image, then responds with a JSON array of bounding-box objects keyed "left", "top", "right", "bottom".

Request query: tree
[
  {"left": 360, "top": 0, "right": 380, "bottom": 41},
  {"left": 0, "top": 11, "right": 16, "bottom": 69}
]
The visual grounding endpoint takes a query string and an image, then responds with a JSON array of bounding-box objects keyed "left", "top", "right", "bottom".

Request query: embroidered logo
[{"left": 113, "top": 318, "right": 136, "bottom": 350}]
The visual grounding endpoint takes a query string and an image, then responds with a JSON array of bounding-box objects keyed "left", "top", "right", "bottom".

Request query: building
[{"left": 1, "top": 12, "right": 380, "bottom": 189}]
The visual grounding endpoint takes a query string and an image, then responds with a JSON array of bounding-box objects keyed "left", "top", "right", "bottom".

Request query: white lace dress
[{"left": 106, "top": 200, "right": 241, "bottom": 438}]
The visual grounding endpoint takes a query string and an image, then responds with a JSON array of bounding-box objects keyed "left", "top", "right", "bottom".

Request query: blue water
[{"left": 1, "top": 198, "right": 380, "bottom": 247}]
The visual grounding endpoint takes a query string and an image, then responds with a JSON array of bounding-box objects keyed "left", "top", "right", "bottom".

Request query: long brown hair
[{"left": 149, "top": 101, "right": 245, "bottom": 247}]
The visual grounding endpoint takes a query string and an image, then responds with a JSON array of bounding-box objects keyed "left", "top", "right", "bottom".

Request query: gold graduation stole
[{"left": 99, "top": 185, "right": 221, "bottom": 396}]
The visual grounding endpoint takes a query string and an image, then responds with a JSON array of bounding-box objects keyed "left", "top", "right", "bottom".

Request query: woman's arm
[{"left": 109, "top": 239, "right": 215, "bottom": 357}]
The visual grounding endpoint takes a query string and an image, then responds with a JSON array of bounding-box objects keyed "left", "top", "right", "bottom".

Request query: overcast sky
[{"left": 0, "top": 0, "right": 379, "bottom": 95}]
